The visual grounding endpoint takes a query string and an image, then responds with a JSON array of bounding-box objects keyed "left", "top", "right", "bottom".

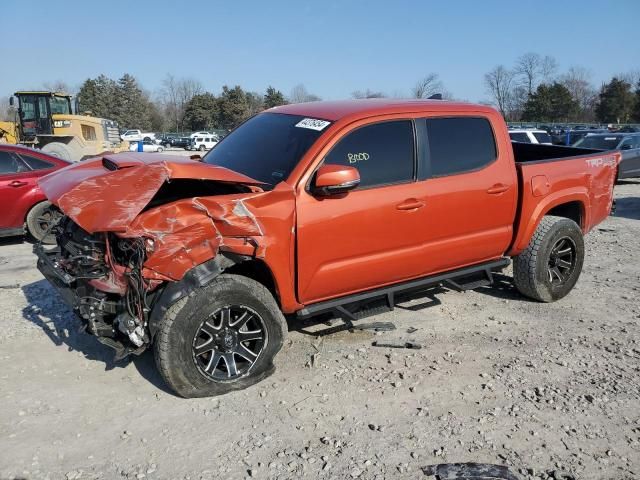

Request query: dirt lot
[{"left": 1, "top": 181, "right": 639, "bottom": 480}]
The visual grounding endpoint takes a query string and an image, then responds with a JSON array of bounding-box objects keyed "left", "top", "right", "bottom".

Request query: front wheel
[
  {"left": 154, "top": 274, "right": 287, "bottom": 398},
  {"left": 198, "top": 145, "right": 206, "bottom": 151},
  {"left": 513, "top": 215, "right": 584, "bottom": 302},
  {"left": 26, "top": 201, "right": 62, "bottom": 244}
]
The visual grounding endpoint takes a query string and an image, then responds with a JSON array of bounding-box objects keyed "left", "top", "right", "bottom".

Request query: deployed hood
[{"left": 39, "top": 153, "right": 263, "bottom": 233}]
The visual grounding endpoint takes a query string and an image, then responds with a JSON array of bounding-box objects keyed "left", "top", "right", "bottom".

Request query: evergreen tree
[
  {"left": 184, "top": 93, "right": 219, "bottom": 130},
  {"left": 217, "top": 85, "right": 250, "bottom": 130},
  {"left": 246, "top": 91, "right": 264, "bottom": 116},
  {"left": 521, "top": 82, "right": 578, "bottom": 122},
  {"left": 263, "top": 86, "right": 287, "bottom": 109},
  {"left": 595, "top": 77, "right": 635, "bottom": 124},
  {"left": 77, "top": 74, "right": 118, "bottom": 118},
  {"left": 115, "top": 73, "right": 153, "bottom": 130}
]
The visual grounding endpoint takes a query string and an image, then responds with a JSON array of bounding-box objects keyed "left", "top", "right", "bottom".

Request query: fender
[
  {"left": 147, "top": 252, "right": 248, "bottom": 337},
  {"left": 508, "top": 188, "right": 589, "bottom": 256}
]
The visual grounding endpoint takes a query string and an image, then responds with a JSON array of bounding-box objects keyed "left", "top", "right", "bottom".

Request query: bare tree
[
  {"left": 515, "top": 53, "right": 557, "bottom": 94},
  {"left": 484, "top": 65, "right": 515, "bottom": 119},
  {"left": 514, "top": 53, "right": 541, "bottom": 94},
  {"left": 540, "top": 55, "right": 558, "bottom": 82},
  {"left": 560, "top": 66, "right": 597, "bottom": 121},
  {"left": 289, "top": 84, "right": 321, "bottom": 103},
  {"left": 352, "top": 89, "right": 385, "bottom": 99},
  {"left": 161, "top": 74, "right": 203, "bottom": 131},
  {"left": 42, "top": 81, "right": 75, "bottom": 94},
  {"left": 411, "top": 73, "right": 443, "bottom": 99},
  {"left": 0, "top": 96, "right": 13, "bottom": 121},
  {"left": 619, "top": 70, "right": 640, "bottom": 88}
]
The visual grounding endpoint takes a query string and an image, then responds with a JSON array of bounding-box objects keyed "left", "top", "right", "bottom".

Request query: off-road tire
[
  {"left": 154, "top": 274, "right": 287, "bottom": 398},
  {"left": 26, "top": 201, "right": 60, "bottom": 244},
  {"left": 41, "top": 142, "right": 77, "bottom": 162},
  {"left": 513, "top": 215, "right": 584, "bottom": 302}
]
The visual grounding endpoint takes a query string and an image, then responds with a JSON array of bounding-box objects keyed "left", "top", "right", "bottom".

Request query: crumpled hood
[{"left": 38, "top": 153, "right": 263, "bottom": 233}]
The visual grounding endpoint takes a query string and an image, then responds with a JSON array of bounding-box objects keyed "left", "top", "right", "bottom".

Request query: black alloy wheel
[
  {"left": 547, "top": 236, "right": 576, "bottom": 285},
  {"left": 192, "top": 305, "right": 267, "bottom": 381}
]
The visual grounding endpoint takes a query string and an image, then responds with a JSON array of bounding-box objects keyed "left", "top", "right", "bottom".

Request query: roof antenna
[{"left": 428, "top": 93, "right": 443, "bottom": 100}]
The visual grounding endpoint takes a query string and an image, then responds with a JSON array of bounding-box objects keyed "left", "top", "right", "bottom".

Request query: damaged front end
[
  {"left": 35, "top": 219, "right": 154, "bottom": 356},
  {"left": 34, "top": 153, "right": 276, "bottom": 360}
]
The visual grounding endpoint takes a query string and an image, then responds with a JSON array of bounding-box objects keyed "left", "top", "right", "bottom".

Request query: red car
[{"left": 0, "top": 144, "right": 69, "bottom": 243}]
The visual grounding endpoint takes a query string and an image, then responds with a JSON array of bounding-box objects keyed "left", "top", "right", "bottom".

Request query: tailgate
[{"left": 509, "top": 151, "right": 619, "bottom": 255}]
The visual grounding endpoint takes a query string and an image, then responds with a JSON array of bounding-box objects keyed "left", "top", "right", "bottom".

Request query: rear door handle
[
  {"left": 487, "top": 183, "right": 509, "bottom": 194},
  {"left": 396, "top": 199, "right": 425, "bottom": 210},
  {"left": 9, "top": 180, "right": 27, "bottom": 187}
]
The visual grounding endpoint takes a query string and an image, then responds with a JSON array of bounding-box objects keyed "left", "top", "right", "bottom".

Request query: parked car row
[
  {"left": 157, "top": 132, "right": 220, "bottom": 151},
  {"left": 509, "top": 126, "right": 640, "bottom": 179}
]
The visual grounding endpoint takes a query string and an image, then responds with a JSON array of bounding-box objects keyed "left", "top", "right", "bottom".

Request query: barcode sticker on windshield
[{"left": 295, "top": 118, "right": 331, "bottom": 131}]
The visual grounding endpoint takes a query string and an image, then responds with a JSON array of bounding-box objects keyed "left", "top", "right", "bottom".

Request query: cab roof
[
  {"left": 14, "top": 91, "right": 71, "bottom": 97},
  {"left": 268, "top": 98, "right": 496, "bottom": 122}
]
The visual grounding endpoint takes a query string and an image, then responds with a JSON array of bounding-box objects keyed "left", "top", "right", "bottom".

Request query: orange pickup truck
[{"left": 35, "top": 99, "right": 619, "bottom": 397}]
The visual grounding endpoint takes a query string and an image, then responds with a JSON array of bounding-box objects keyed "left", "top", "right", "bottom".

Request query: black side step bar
[{"left": 296, "top": 258, "right": 510, "bottom": 320}]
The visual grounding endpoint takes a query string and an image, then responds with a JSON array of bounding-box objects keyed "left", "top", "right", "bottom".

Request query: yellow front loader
[{"left": 3, "top": 91, "right": 127, "bottom": 161}]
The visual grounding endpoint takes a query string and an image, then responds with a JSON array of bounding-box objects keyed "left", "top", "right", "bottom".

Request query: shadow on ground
[
  {"left": 0, "top": 235, "right": 27, "bottom": 247},
  {"left": 21, "top": 279, "right": 174, "bottom": 395},
  {"left": 613, "top": 196, "right": 640, "bottom": 221}
]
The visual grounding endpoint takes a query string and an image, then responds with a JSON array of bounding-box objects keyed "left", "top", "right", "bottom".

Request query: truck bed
[
  {"left": 508, "top": 142, "right": 620, "bottom": 256},
  {"left": 512, "top": 141, "right": 602, "bottom": 164}
]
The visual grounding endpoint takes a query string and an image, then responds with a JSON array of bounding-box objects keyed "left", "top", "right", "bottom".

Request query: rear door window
[
  {"left": 510, "top": 132, "right": 530, "bottom": 143},
  {"left": 18, "top": 153, "right": 55, "bottom": 170},
  {"left": 426, "top": 117, "right": 497, "bottom": 177},
  {"left": 323, "top": 120, "right": 415, "bottom": 189},
  {"left": 533, "top": 132, "right": 552, "bottom": 144},
  {"left": 0, "top": 151, "right": 29, "bottom": 175}
]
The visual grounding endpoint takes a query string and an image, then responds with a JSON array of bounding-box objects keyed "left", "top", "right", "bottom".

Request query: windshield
[
  {"left": 50, "top": 96, "right": 71, "bottom": 115},
  {"left": 574, "top": 135, "right": 623, "bottom": 150},
  {"left": 202, "top": 113, "right": 329, "bottom": 185}
]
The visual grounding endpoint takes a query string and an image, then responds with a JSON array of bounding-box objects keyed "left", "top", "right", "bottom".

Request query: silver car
[{"left": 574, "top": 133, "right": 640, "bottom": 179}]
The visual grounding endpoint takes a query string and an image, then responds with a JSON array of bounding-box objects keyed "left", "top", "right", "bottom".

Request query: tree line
[
  {"left": 75, "top": 75, "right": 314, "bottom": 132},
  {"left": 2, "top": 56, "right": 639, "bottom": 129},
  {"left": 484, "top": 52, "right": 640, "bottom": 123}
]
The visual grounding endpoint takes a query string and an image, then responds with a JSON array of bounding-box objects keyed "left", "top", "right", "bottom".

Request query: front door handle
[
  {"left": 9, "top": 180, "right": 27, "bottom": 187},
  {"left": 487, "top": 183, "right": 509, "bottom": 194},
  {"left": 396, "top": 199, "right": 425, "bottom": 210}
]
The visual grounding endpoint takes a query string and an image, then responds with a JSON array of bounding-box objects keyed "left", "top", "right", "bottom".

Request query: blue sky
[{"left": 1, "top": 0, "right": 638, "bottom": 102}]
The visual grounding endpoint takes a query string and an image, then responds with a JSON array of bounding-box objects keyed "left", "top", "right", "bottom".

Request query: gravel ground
[{"left": 0, "top": 181, "right": 638, "bottom": 480}]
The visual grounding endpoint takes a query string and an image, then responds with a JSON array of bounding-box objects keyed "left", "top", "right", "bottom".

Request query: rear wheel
[
  {"left": 513, "top": 215, "right": 584, "bottom": 302},
  {"left": 199, "top": 145, "right": 206, "bottom": 151},
  {"left": 157, "top": 146, "right": 164, "bottom": 152},
  {"left": 41, "top": 142, "right": 77, "bottom": 162},
  {"left": 154, "top": 274, "right": 287, "bottom": 398},
  {"left": 26, "top": 201, "right": 61, "bottom": 244}
]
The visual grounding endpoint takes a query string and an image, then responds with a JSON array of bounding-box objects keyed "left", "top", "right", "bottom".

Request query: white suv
[
  {"left": 509, "top": 129, "right": 552, "bottom": 145},
  {"left": 188, "top": 136, "right": 218, "bottom": 151}
]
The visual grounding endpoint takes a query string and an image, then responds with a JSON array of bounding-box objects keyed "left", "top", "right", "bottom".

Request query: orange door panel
[
  {"left": 416, "top": 162, "right": 516, "bottom": 274},
  {"left": 296, "top": 182, "right": 429, "bottom": 303}
]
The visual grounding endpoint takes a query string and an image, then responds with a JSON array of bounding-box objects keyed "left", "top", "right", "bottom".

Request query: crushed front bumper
[{"left": 34, "top": 244, "right": 78, "bottom": 309}]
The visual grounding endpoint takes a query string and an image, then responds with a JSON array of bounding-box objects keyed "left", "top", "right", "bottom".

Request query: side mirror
[
  {"left": 313, "top": 164, "right": 360, "bottom": 196},
  {"left": 620, "top": 143, "right": 632, "bottom": 150},
  {"left": 9, "top": 97, "right": 14, "bottom": 106}
]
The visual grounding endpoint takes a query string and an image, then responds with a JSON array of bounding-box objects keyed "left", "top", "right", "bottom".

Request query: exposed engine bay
[{"left": 46, "top": 217, "right": 155, "bottom": 356}]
